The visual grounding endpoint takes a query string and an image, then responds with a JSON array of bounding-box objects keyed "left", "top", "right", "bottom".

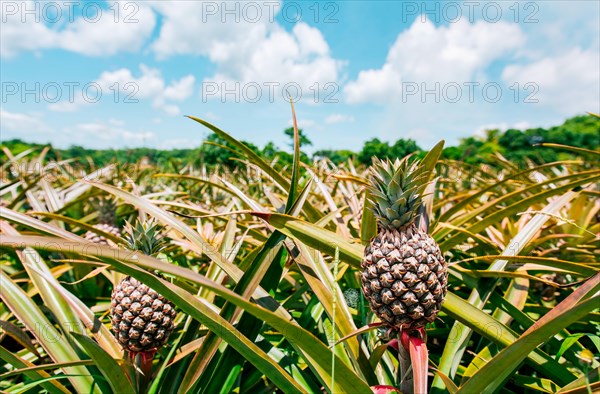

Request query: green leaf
[
  {"left": 420, "top": 140, "right": 445, "bottom": 181},
  {"left": 555, "top": 334, "right": 585, "bottom": 361},
  {"left": 0, "top": 271, "right": 94, "bottom": 393},
  {"left": 442, "top": 292, "right": 575, "bottom": 385},
  {"left": 286, "top": 101, "right": 301, "bottom": 214},
  {"left": 435, "top": 160, "right": 581, "bottom": 225},
  {"left": 250, "top": 212, "right": 364, "bottom": 268},
  {"left": 458, "top": 296, "right": 599, "bottom": 394},
  {"left": 458, "top": 273, "right": 600, "bottom": 393},
  {"left": 0, "top": 345, "right": 70, "bottom": 394},
  {"left": 33, "top": 211, "right": 125, "bottom": 244},
  {"left": 186, "top": 115, "right": 323, "bottom": 221},
  {"left": 361, "top": 194, "right": 377, "bottom": 245},
  {"left": 438, "top": 172, "right": 600, "bottom": 249},
  {"left": 557, "top": 367, "right": 600, "bottom": 393},
  {"left": 70, "top": 332, "right": 135, "bottom": 394},
  {"left": 0, "top": 320, "right": 41, "bottom": 357},
  {"left": 2, "top": 236, "right": 371, "bottom": 394},
  {"left": 511, "top": 375, "right": 560, "bottom": 393},
  {"left": 539, "top": 143, "right": 600, "bottom": 157},
  {"left": 434, "top": 189, "right": 583, "bottom": 387}
]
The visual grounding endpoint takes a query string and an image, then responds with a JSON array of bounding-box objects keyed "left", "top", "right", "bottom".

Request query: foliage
[
  {"left": 357, "top": 138, "right": 422, "bottom": 165},
  {"left": 0, "top": 112, "right": 598, "bottom": 393},
  {"left": 2, "top": 114, "right": 598, "bottom": 170},
  {"left": 283, "top": 127, "right": 312, "bottom": 147}
]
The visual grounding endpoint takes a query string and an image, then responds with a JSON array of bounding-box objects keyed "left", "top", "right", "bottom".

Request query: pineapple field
[{"left": 1, "top": 112, "right": 599, "bottom": 394}]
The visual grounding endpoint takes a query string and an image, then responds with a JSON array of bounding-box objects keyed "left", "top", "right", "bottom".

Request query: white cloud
[
  {"left": 149, "top": 1, "right": 280, "bottom": 59},
  {"left": 67, "top": 122, "right": 154, "bottom": 148},
  {"left": 404, "top": 128, "right": 437, "bottom": 146},
  {"left": 148, "top": 2, "right": 341, "bottom": 101},
  {"left": 472, "top": 121, "right": 532, "bottom": 138},
  {"left": 48, "top": 65, "right": 195, "bottom": 115},
  {"left": 0, "top": 111, "right": 154, "bottom": 149},
  {"left": 3, "top": 1, "right": 341, "bottom": 104},
  {"left": 164, "top": 75, "right": 196, "bottom": 101},
  {"left": 0, "top": 109, "right": 50, "bottom": 134},
  {"left": 289, "top": 119, "right": 315, "bottom": 128},
  {"left": 325, "top": 114, "right": 354, "bottom": 124},
  {"left": 345, "top": 17, "right": 524, "bottom": 104},
  {"left": 1, "top": 1, "right": 155, "bottom": 58},
  {"left": 108, "top": 118, "right": 125, "bottom": 127},
  {"left": 206, "top": 22, "right": 342, "bottom": 101},
  {"left": 502, "top": 48, "right": 600, "bottom": 114}
]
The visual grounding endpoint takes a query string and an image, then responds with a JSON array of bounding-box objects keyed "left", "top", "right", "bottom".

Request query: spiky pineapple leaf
[
  {"left": 458, "top": 274, "right": 600, "bottom": 393},
  {"left": 434, "top": 189, "right": 586, "bottom": 389},
  {"left": 186, "top": 115, "right": 323, "bottom": 222},
  {"left": 420, "top": 140, "right": 445, "bottom": 181},
  {"left": 0, "top": 346, "right": 70, "bottom": 394},
  {"left": 2, "top": 236, "right": 372, "bottom": 394},
  {"left": 0, "top": 271, "right": 95, "bottom": 393},
  {"left": 70, "top": 333, "right": 135, "bottom": 394},
  {"left": 250, "top": 212, "right": 364, "bottom": 268}
]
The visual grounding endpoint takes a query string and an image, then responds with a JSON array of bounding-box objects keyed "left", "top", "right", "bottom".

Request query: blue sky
[{"left": 1, "top": 1, "right": 599, "bottom": 153}]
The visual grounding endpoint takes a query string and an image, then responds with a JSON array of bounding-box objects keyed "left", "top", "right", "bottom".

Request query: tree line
[{"left": 2, "top": 114, "right": 598, "bottom": 169}]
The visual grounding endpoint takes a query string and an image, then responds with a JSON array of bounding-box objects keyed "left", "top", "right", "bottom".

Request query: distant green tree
[
  {"left": 283, "top": 127, "right": 312, "bottom": 148},
  {"left": 358, "top": 138, "right": 421, "bottom": 164},
  {"left": 313, "top": 149, "right": 355, "bottom": 164},
  {"left": 262, "top": 142, "right": 279, "bottom": 159},
  {"left": 358, "top": 138, "right": 391, "bottom": 165},
  {"left": 390, "top": 138, "right": 421, "bottom": 158},
  {"left": 2, "top": 114, "right": 597, "bottom": 170}
]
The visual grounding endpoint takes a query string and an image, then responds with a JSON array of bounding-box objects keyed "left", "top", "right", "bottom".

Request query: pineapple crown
[
  {"left": 124, "top": 218, "right": 166, "bottom": 257},
  {"left": 366, "top": 156, "right": 431, "bottom": 230}
]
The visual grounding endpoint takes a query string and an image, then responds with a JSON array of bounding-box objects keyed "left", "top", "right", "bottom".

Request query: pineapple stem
[
  {"left": 399, "top": 329, "right": 429, "bottom": 394},
  {"left": 132, "top": 350, "right": 156, "bottom": 393},
  {"left": 398, "top": 330, "right": 414, "bottom": 394}
]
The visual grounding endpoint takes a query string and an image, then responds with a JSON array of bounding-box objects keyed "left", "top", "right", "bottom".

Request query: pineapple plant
[
  {"left": 110, "top": 219, "right": 176, "bottom": 354},
  {"left": 85, "top": 198, "right": 121, "bottom": 245},
  {"left": 361, "top": 157, "right": 447, "bottom": 330}
]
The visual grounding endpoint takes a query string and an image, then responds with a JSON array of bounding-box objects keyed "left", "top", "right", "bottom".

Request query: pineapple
[
  {"left": 361, "top": 157, "right": 447, "bottom": 330},
  {"left": 110, "top": 219, "right": 176, "bottom": 353},
  {"left": 85, "top": 198, "right": 121, "bottom": 245},
  {"left": 110, "top": 276, "right": 176, "bottom": 353}
]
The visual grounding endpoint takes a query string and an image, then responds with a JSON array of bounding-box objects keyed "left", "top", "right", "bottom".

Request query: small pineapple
[
  {"left": 361, "top": 157, "right": 447, "bottom": 330},
  {"left": 110, "top": 219, "right": 176, "bottom": 353},
  {"left": 85, "top": 198, "right": 121, "bottom": 245}
]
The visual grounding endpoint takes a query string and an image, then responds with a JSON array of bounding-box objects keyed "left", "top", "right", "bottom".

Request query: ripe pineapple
[
  {"left": 85, "top": 198, "right": 121, "bottom": 245},
  {"left": 110, "top": 276, "right": 176, "bottom": 353},
  {"left": 110, "top": 219, "right": 176, "bottom": 353},
  {"left": 361, "top": 157, "right": 447, "bottom": 330}
]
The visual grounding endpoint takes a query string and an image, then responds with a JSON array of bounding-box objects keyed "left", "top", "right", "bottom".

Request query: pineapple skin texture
[
  {"left": 361, "top": 224, "right": 447, "bottom": 330},
  {"left": 84, "top": 223, "right": 121, "bottom": 246},
  {"left": 110, "top": 276, "right": 176, "bottom": 353}
]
